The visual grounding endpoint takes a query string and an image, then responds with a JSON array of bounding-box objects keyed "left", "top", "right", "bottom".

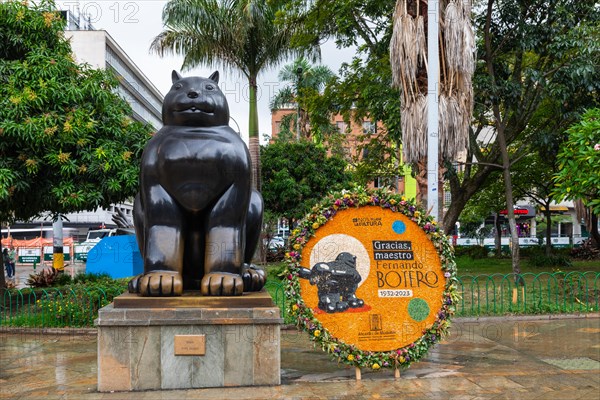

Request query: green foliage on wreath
[{"left": 283, "top": 186, "right": 459, "bottom": 370}]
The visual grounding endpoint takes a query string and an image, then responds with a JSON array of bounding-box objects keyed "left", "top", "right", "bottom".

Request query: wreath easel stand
[{"left": 354, "top": 366, "right": 401, "bottom": 380}]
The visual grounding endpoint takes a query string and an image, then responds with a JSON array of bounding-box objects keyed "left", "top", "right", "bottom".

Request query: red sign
[{"left": 500, "top": 209, "right": 529, "bottom": 215}]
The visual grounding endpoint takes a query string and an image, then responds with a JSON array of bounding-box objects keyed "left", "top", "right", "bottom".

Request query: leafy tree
[
  {"left": 260, "top": 141, "right": 353, "bottom": 220},
  {"left": 277, "top": 0, "right": 404, "bottom": 183},
  {"left": 462, "top": 0, "right": 600, "bottom": 275},
  {"left": 461, "top": 145, "right": 561, "bottom": 258},
  {"left": 0, "top": 0, "right": 152, "bottom": 223},
  {"left": 270, "top": 57, "right": 335, "bottom": 141},
  {"left": 552, "top": 108, "right": 600, "bottom": 249},
  {"left": 0, "top": 0, "right": 153, "bottom": 286},
  {"left": 151, "top": 0, "right": 320, "bottom": 190},
  {"left": 457, "top": 169, "right": 507, "bottom": 255},
  {"left": 511, "top": 134, "right": 563, "bottom": 256}
]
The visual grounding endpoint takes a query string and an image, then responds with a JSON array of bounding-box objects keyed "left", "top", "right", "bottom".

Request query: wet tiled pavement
[{"left": 1, "top": 315, "right": 599, "bottom": 399}]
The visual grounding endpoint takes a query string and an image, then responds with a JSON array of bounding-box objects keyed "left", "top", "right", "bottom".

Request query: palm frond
[
  {"left": 269, "top": 86, "right": 294, "bottom": 111},
  {"left": 391, "top": 0, "right": 474, "bottom": 164}
]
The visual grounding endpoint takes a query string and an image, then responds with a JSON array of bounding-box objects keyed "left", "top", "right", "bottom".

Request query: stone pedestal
[{"left": 96, "top": 291, "right": 282, "bottom": 392}]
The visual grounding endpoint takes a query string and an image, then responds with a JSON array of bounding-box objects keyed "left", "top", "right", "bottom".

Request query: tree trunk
[
  {"left": 415, "top": 159, "right": 427, "bottom": 207},
  {"left": 438, "top": 161, "right": 445, "bottom": 224},
  {"left": 499, "top": 146, "right": 521, "bottom": 278},
  {"left": 249, "top": 137, "right": 261, "bottom": 191},
  {"left": 494, "top": 213, "right": 502, "bottom": 257},
  {"left": 507, "top": 206, "right": 521, "bottom": 277},
  {"left": 545, "top": 207, "right": 552, "bottom": 256},
  {"left": 443, "top": 167, "right": 495, "bottom": 234},
  {"left": 0, "top": 225, "right": 5, "bottom": 291},
  {"left": 248, "top": 76, "right": 261, "bottom": 191},
  {"left": 299, "top": 108, "right": 310, "bottom": 140},
  {"left": 484, "top": 0, "right": 520, "bottom": 280},
  {"left": 590, "top": 212, "right": 600, "bottom": 250}
]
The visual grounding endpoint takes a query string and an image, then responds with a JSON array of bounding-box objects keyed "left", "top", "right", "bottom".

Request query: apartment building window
[
  {"left": 363, "top": 120, "right": 376, "bottom": 135},
  {"left": 336, "top": 121, "right": 347, "bottom": 134},
  {"left": 444, "top": 191, "right": 452, "bottom": 207}
]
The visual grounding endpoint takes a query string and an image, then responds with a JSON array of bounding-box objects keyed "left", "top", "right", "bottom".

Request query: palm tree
[
  {"left": 270, "top": 57, "right": 335, "bottom": 141},
  {"left": 150, "top": 0, "right": 319, "bottom": 190},
  {"left": 390, "top": 0, "right": 474, "bottom": 164}
]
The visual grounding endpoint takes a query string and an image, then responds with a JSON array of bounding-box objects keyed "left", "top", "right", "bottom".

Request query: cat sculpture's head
[{"left": 162, "top": 70, "right": 229, "bottom": 127}]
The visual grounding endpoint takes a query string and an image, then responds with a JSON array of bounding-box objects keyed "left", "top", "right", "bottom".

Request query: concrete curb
[
  {"left": 0, "top": 327, "right": 96, "bottom": 335},
  {"left": 453, "top": 312, "right": 600, "bottom": 323},
  {"left": 1, "top": 313, "right": 598, "bottom": 335}
]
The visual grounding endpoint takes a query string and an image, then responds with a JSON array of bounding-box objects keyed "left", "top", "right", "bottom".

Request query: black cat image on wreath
[
  {"left": 129, "top": 71, "right": 265, "bottom": 297},
  {"left": 298, "top": 252, "right": 367, "bottom": 313}
]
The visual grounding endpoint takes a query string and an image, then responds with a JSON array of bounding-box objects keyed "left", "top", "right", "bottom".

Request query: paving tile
[{"left": 0, "top": 316, "right": 599, "bottom": 399}]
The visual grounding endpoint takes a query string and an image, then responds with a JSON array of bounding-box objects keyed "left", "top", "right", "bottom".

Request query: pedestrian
[
  {"left": 3, "top": 248, "right": 12, "bottom": 278},
  {"left": 3, "top": 247, "right": 16, "bottom": 278}
]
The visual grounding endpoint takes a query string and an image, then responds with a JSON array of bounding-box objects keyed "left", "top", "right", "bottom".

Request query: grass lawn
[{"left": 456, "top": 256, "right": 600, "bottom": 276}]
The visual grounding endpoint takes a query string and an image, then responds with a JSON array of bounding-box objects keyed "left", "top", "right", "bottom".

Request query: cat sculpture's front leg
[
  {"left": 200, "top": 185, "right": 247, "bottom": 296},
  {"left": 129, "top": 141, "right": 185, "bottom": 297},
  {"left": 129, "top": 182, "right": 185, "bottom": 296}
]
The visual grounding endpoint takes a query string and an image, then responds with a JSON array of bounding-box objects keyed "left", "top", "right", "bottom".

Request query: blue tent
[{"left": 86, "top": 235, "right": 142, "bottom": 279}]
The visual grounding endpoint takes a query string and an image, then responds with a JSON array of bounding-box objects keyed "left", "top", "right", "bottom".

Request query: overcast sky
[{"left": 57, "top": 0, "right": 356, "bottom": 144}]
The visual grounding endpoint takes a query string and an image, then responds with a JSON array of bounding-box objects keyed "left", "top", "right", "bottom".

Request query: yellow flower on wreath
[
  {"left": 313, "top": 330, "right": 321, "bottom": 337},
  {"left": 347, "top": 354, "right": 354, "bottom": 361},
  {"left": 372, "top": 363, "right": 380, "bottom": 370},
  {"left": 312, "top": 222, "right": 319, "bottom": 230}
]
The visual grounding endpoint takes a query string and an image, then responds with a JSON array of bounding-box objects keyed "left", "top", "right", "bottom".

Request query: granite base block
[{"left": 97, "top": 293, "right": 282, "bottom": 392}]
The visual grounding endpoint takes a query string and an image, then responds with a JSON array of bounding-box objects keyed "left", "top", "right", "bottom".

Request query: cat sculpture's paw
[
  {"left": 200, "top": 272, "right": 244, "bottom": 296},
  {"left": 128, "top": 271, "right": 183, "bottom": 296},
  {"left": 242, "top": 264, "right": 266, "bottom": 292}
]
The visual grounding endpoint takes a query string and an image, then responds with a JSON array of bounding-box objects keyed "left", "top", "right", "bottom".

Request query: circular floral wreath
[{"left": 283, "top": 186, "right": 459, "bottom": 371}]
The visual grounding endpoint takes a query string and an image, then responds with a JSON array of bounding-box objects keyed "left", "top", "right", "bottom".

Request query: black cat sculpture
[
  {"left": 298, "top": 252, "right": 365, "bottom": 313},
  {"left": 128, "top": 70, "right": 265, "bottom": 297}
]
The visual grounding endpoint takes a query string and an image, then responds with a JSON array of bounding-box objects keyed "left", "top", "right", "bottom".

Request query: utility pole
[
  {"left": 52, "top": 216, "right": 64, "bottom": 271},
  {"left": 427, "top": 0, "right": 440, "bottom": 221}
]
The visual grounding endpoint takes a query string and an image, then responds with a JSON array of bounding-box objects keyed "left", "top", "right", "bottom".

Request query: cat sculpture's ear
[
  {"left": 208, "top": 71, "right": 219, "bottom": 84},
  {"left": 172, "top": 70, "right": 183, "bottom": 83}
]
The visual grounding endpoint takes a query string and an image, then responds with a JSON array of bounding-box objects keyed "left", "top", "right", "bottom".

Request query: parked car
[{"left": 268, "top": 236, "right": 286, "bottom": 251}]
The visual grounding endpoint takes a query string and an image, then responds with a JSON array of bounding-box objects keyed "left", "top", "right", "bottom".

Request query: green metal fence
[
  {"left": 265, "top": 272, "right": 599, "bottom": 321},
  {"left": 1, "top": 272, "right": 598, "bottom": 328},
  {"left": 0, "top": 286, "right": 123, "bottom": 328},
  {"left": 456, "top": 271, "right": 600, "bottom": 316}
]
